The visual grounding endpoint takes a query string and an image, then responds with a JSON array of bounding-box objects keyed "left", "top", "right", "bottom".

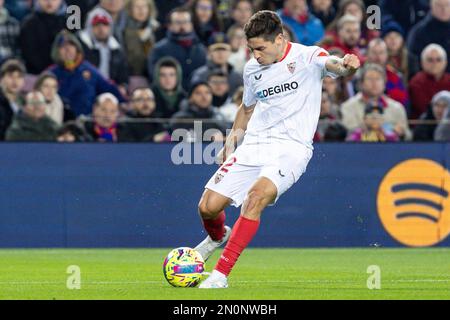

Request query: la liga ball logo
[{"left": 377, "top": 159, "right": 450, "bottom": 247}]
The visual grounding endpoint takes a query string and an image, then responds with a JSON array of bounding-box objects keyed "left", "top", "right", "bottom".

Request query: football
[{"left": 163, "top": 247, "right": 205, "bottom": 287}]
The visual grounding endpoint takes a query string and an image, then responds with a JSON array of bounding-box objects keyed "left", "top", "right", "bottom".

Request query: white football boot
[
  {"left": 199, "top": 270, "right": 228, "bottom": 289},
  {"left": 195, "top": 226, "right": 231, "bottom": 262}
]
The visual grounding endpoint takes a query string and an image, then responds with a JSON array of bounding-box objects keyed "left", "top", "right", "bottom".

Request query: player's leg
[
  {"left": 195, "top": 189, "right": 233, "bottom": 261},
  {"left": 199, "top": 177, "right": 277, "bottom": 288}
]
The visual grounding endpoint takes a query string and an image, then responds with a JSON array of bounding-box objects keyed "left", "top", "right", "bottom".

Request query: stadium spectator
[
  {"left": 322, "top": 76, "right": 349, "bottom": 107},
  {"left": 123, "top": 0, "right": 159, "bottom": 76},
  {"left": 207, "top": 69, "right": 232, "bottom": 108},
  {"left": 126, "top": 87, "right": 170, "bottom": 142},
  {"left": 33, "top": 72, "right": 74, "bottom": 126},
  {"left": 434, "top": 92, "right": 450, "bottom": 141},
  {"left": 341, "top": 63, "right": 412, "bottom": 141},
  {"left": 409, "top": 44, "right": 450, "bottom": 119},
  {"left": 78, "top": 7, "right": 129, "bottom": 96},
  {"left": 56, "top": 120, "right": 92, "bottom": 142},
  {"left": 226, "top": 25, "right": 248, "bottom": 74},
  {"left": 153, "top": 0, "right": 189, "bottom": 40},
  {"left": 381, "top": 20, "right": 420, "bottom": 81},
  {"left": 19, "top": 0, "right": 67, "bottom": 75},
  {"left": 309, "top": 0, "right": 336, "bottom": 28},
  {"left": 83, "top": 93, "right": 133, "bottom": 142},
  {"left": 0, "top": 0, "right": 20, "bottom": 61},
  {"left": 189, "top": 0, "right": 223, "bottom": 46},
  {"left": 366, "top": 38, "right": 409, "bottom": 108},
  {"left": 413, "top": 90, "right": 450, "bottom": 141},
  {"left": 407, "top": 0, "right": 450, "bottom": 73},
  {"left": 314, "top": 90, "right": 338, "bottom": 142},
  {"left": 347, "top": 103, "right": 399, "bottom": 142},
  {"left": 151, "top": 57, "right": 187, "bottom": 118},
  {"left": 48, "top": 30, "right": 125, "bottom": 116},
  {"left": 0, "top": 59, "right": 25, "bottom": 140},
  {"left": 190, "top": 32, "right": 242, "bottom": 95},
  {"left": 169, "top": 81, "right": 227, "bottom": 139},
  {"left": 379, "top": 0, "right": 430, "bottom": 34},
  {"left": 147, "top": 7, "right": 207, "bottom": 90},
  {"left": 323, "top": 0, "right": 379, "bottom": 50},
  {"left": 5, "top": 90, "right": 59, "bottom": 141},
  {"left": 94, "top": 0, "right": 128, "bottom": 44},
  {"left": 320, "top": 15, "right": 365, "bottom": 62},
  {"left": 277, "top": 0, "right": 325, "bottom": 46},
  {"left": 218, "top": 85, "right": 243, "bottom": 124},
  {"left": 224, "top": 0, "right": 254, "bottom": 29},
  {"left": 4, "top": 0, "right": 34, "bottom": 21}
]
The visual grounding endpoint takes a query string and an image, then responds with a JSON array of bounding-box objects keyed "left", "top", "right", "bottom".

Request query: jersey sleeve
[
  {"left": 309, "top": 47, "right": 339, "bottom": 79},
  {"left": 242, "top": 66, "right": 257, "bottom": 107}
]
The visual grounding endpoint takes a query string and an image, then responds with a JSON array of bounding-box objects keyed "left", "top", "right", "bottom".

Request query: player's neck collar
[{"left": 277, "top": 41, "right": 292, "bottom": 63}]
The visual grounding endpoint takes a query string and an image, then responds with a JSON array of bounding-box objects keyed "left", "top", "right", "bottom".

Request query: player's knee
[
  {"left": 244, "top": 189, "right": 266, "bottom": 213},
  {"left": 198, "top": 199, "right": 220, "bottom": 220}
]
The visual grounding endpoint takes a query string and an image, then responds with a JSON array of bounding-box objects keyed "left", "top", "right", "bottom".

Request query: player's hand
[
  {"left": 342, "top": 54, "right": 360, "bottom": 71},
  {"left": 216, "top": 147, "right": 226, "bottom": 165}
]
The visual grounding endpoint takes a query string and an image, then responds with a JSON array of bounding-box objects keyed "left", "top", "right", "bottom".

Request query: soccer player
[{"left": 195, "top": 10, "right": 360, "bottom": 288}]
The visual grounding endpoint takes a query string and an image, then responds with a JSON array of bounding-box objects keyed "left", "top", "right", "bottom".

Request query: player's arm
[
  {"left": 325, "top": 54, "right": 360, "bottom": 77},
  {"left": 216, "top": 103, "right": 255, "bottom": 164}
]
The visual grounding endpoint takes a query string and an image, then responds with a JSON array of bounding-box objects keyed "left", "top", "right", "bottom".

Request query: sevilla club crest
[
  {"left": 215, "top": 172, "right": 224, "bottom": 184},
  {"left": 287, "top": 62, "right": 296, "bottom": 74}
]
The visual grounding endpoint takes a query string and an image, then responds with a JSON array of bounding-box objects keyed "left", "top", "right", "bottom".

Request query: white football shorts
[{"left": 204, "top": 141, "right": 313, "bottom": 207}]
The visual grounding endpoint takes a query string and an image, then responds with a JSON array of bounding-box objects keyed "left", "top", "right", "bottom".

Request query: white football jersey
[{"left": 242, "top": 42, "right": 338, "bottom": 150}]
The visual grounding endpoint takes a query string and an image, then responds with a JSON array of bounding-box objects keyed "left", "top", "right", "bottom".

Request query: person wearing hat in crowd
[
  {"left": 19, "top": 0, "right": 67, "bottom": 74},
  {"left": 78, "top": 7, "right": 129, "bottom": 98},
  {"left": 48, "top": 30, "right": 126, "bottom": 116},
  {"left": 151, "top": 56, "right": 187, "bottom": 118},
  {"left": 0, "top": 58, "right": 25, "bottom": 140},
  {"left": 413, "top": 90, "right": 450, "bottom": 141},
  {"left": 381, "top": 20, "right": 420, "bottom": 81},
  {"left": 147, "top": 7, "right": 207, "bottom": 90},
  {"left": 169, "top": 81, "right": 227, "bottom": 140},
  {"left": 207, "top": 69, "right": 232, "bottom": 109},
  {"left": 347, "top": 102, "right": 399, "bottom": 142},
  {"left": 5, "top": 90, "right": 60, "bottom": 141},
  {"left": 190, "top": 32, "right": 242, "bottom": 95},
  {"left": 434, "top": 91, "right": 450, "bottom": 141}
]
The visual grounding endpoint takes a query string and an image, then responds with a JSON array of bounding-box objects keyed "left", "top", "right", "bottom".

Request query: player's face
[{"left": 247, "top": 34, "right": 284, "bottom": 65}]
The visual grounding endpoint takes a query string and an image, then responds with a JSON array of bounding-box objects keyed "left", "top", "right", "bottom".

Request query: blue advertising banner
[{"left": 0, "top": 143, "right": 449, "bottom": 248}]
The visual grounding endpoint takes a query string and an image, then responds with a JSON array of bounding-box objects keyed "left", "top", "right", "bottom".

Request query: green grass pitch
[{"left": 0, "top": 248, "right": 449, "bottom": 300}]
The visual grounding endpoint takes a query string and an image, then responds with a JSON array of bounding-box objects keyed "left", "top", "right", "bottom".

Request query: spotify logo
[{"left": 377, "top": 159, "right": 450, "bottom": 247}]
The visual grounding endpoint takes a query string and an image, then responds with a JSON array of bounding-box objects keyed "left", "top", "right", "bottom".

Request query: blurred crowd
[{"left": 0, "top": 0, "right": 449, "bottom": 143}]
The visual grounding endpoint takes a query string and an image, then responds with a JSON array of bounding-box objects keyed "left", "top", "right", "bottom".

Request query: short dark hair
[
  {"left": 168, "top": 6, "right": 191, "bottom": 24},
  {"left": 244, "top": 10, "right": 283, "bottom": 42},
  {"left": 0, "top": 59, "right": 26, "bottom": 79}
]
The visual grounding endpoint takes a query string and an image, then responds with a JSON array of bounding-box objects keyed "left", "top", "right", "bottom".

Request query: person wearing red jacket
[{"left": 409, "top": 43, "right": 450, "bottom": 119}]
